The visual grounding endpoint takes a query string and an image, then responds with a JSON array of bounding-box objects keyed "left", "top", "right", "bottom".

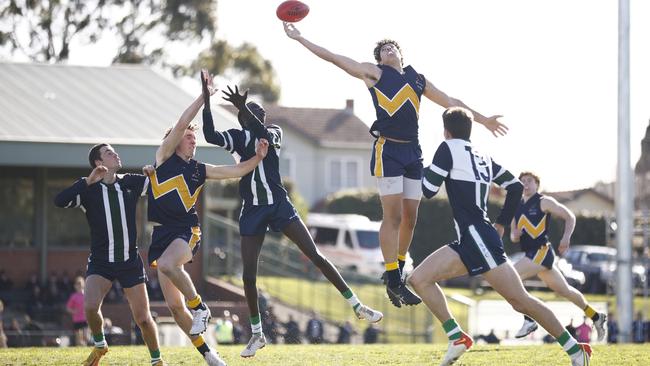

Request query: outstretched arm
[
  {"left": 205, "top": 139, "right": 269, "bottom": 179},
  {"left": 423, "top": 80, "right": 508, "bottom": 137},
  {"left": 156, "top": 94, "right": 205, "bottom": 165},
  {"left": 200, "top": 70, "right": 230, "bottom": 147},
  {"left": 541, "top": 197, "right": 576, "bottom": 255},
  {"left": 54, "top": 166, "right": 107, "bottom": 208},
  {"left": 221, "top": 85, "right": 270, "bottom": 141},
  {"left": 283, "top": 22, "right": 380, "bottom": 86}
]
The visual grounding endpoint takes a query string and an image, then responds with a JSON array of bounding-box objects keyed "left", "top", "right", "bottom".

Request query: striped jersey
[
  {"left": 514, "top": 193, "right": 549, "bottom": 251},
  {"left": 422, "top": 139, "right": 523, "bottom": 237},
  {"left": 203, "top": 108, "right": 287, "bottom": 206},
  {"left": 369, "top": 64, "right": 426, "bottom": 142},
  {"left": 147, "top": 154, "right": 206, "bottom": 227},
  {"left": 54, "top": 174, "right": 148, "bottom": 263}
]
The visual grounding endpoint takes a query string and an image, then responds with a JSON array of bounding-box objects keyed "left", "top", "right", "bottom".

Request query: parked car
[
  {"left": 564, "top": 245, "right": 646, "bottom": 294},
  {"left": 306, "top": 213, "right": 413, "bottom": 278},
  {"left": 508, "top": 252, "right": 586, "bottom": 290}
]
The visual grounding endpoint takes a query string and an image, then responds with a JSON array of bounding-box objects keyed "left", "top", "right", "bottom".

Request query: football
[{"left": 276, "top": 0, "right": 310, "bottom": 23}]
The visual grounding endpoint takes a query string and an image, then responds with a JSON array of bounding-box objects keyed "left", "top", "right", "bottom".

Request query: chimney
[{"left": 345, "top": 99, "right": 354, "bottom": 112}]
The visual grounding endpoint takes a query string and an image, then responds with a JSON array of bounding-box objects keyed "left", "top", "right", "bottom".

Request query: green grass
[{"left": 0, "top": 344, "right": 648, "bottom": 365}]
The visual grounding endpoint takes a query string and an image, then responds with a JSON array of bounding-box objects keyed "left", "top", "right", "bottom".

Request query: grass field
[{"left": 0, "top": 344, "right": 648, "bottom": 365}]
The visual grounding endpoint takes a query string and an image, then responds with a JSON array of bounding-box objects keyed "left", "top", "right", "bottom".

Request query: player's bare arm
[
  {"left": 541, "top": 196, "right": 576, "bottom": 255},
  {"left": 283, "top": 22, "right": 380, "bottom": 86},
  {"left": 510, "top": 218, "right": 521, "bottom": 243},
  {"left": 423, "top": 79, "right": 508, "bottom": 137},
  {"left": 156, "top": 95, "right": 205, "bottom": 166},
  {"left": 204, "top": 139, "right": 269, "bottom": 179}
]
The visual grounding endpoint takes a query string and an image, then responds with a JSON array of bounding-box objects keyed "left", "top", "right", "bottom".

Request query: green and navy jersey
[
  {"left": 54, "top": 174, "right": 148, "bottom": 263},
  {"left": 203, "top": 108, "right": 287, "bottom": 206},
  {"left": 147, "top": 154, "right": 206, "bottom": 227},
  {"left": 369, "top": 64, "right": 426, "bottom": 142},
  {"left": 515, "top": 193, "right": 549, "bottom": 251},
  {"left": 422, "top": 139, "right": 523, "bottom": 236}
]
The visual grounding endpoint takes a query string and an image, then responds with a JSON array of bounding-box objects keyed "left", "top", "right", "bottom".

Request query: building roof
[
  {"left": 222, "top": 104, "right": 374, "bottom": 148},
  {"left": 544, "top": 188, "right": 614, "bottom": 205},
  {"left": 0, "top": 62, "right": 237, "bottom": 146}
]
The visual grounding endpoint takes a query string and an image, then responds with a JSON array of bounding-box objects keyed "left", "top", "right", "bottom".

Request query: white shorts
[{"left": 376, "top": 176, "right": 422, "bottom": 200}]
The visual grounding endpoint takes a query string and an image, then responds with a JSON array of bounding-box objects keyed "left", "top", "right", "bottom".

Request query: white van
[{"left": 306, "top": 213, "right": 413, "bottom": 278}]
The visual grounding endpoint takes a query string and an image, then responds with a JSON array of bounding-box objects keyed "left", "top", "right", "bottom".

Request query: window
[
  {"left": 357, "top": 230, "right": 380, "bottom": 249},
  {"left": 0, "top": 175, "right": 34, "bottom": 247},
  {"left": 327, "top": 157, "right": 362, "bottom": 192},
  {"left": 312, "top": 227, "right": 338, "bottom": 246}
]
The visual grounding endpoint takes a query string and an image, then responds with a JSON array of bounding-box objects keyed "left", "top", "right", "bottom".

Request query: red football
[{"left": 276, "top": 0, "right": 310, "bottom": 23}]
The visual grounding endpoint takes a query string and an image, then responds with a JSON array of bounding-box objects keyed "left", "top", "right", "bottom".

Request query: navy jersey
[
  {"left": 203, "top": 108, "right": 287, "bottom": 206},
  {"left": 54, "top": 174, "right": 148, "bottom": 263},
  {"left": 514, "top": 193, "right": 549, "bottom": 251},
  {"left": 369, "top": 65, "right": 426, "bottom": 142},
  {"left": 147, "top": 154, "right": 206, "bottom": 227},
  {"left": 422, "top": 139, "right": 523, "bottom": 237}
]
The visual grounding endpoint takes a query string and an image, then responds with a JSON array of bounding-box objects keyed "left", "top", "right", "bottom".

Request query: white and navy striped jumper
[
  {"left": 422, "top": 139, "right": 523, "bottom": 238},
  {"left": 203, "top": 107, "right": 287, "bottom": 206},
  {"left": 54, "top": 174, "right": 148, "bottom": 263}
]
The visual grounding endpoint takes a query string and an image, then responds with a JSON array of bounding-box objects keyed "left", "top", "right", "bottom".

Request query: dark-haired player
[
  {"left": 409, "top": 107, "right": 591, "bottom": 366},
  {"left": 284, "top": 22, "right": 507, "bottom": 307},
  {"left": 54, "top": 144, "right": 164, "bottom": 366},
  {"left": 200, "top": 74, "right": 382, "bottom": 358}
]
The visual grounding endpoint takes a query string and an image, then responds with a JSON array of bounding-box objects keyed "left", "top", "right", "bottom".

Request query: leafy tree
[{"left": 0, "top": 0, "right": 280, "bottom": 102}]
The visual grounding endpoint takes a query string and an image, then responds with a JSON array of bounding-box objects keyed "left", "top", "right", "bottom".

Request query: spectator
[
  {"left": 0, "top": 270, "right": 13, "bottom": 292},
  {"left": 22, "top": 314, "right": 44, "bottom": 347},
  {"left": 215, "top": 311, "right": 234, "bottom": 345},
  {"left": 6, "top": 318, "right": 23, "bottom": 347},
  {"left": 232, "top": 314, "right": 244, "bottom": 344},
  {"left": 45, "top": 276, "right": 64, "bottom": 304},
  {"left": 336, "top": 321, "right": 356, "bottom": 344},
  {"left": 0, "top": 300, "right": 7, "bottom": 348},
  {"left": 476, "top": 329, "right": 501, "bottom": 344},
  {"left": 565, "top": 318, "right": 576, "bottom": 338},
  {"left": 103, "top": 318, "right": 124, "bottom": 345},
  {"left": 66, "top": 276, "right": 87, "bottom": 346},
  {"left": 363, "top": 324, "right": 380, "bottom": 344},
  {"left": 58, "top": 271, "right": 73, "bottom": 297},
  {"left": 542, "top": 333, "right": 556, "bottom": 344},
  {"left": 26, "top": 286, "right": 46, "bottom": 320},
  {"left": 282, "top": 315, "right": 302, "bottom": 344},
  {"left": 262, "top": 306, "right": 279, "bottom": 344},
  {"left": 632, "top": 311, "right": 646, "bottom": 343},
  {"left": 305, "top": 312, "right": 324, "bottom": 344},
  {"left": 24, "top": 274, "right": 41, "bottom": 294},
  {"left": 607, "top": 314, "right": 619, "bottom": 343},
  {"left": 575, "top": 317, "right": 592, "bottom": 343}
]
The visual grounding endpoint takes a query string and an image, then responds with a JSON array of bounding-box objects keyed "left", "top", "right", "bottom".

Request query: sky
[{"left": 66, "top": 0, "right": 650, "bottom": 192}]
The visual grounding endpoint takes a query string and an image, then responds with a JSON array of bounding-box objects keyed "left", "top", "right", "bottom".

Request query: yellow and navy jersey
[
  {"left": 515, "top": 193, "right": 549, "bottom": 251},
  {"left": 422, "top": 139, "right": 523, "bottom": 236},
  {"left": 147, "top": 154, "right": 206, "bottom": 227},
  {"left": 203, "top": 108, "right": 287, "bottom": 206},
  {"left": 54, "top": 174, "right": 148, "bottom": 264},
  {"left": 369, "top": 64, "right": 426, "bottom": 141}
]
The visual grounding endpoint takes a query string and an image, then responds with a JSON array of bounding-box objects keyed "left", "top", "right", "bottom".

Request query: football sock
[
  {"left": 250, "top": 314, "right": 263, "bottom": 334},
  {"left": 398, "top": 254, "right": 406, "bottom": 273},
  {"left": 192, "top": 335, "right": 211, "bottom": 356},
  {"left": 584, "top": 305, "right": 599, "bottom": 321},
  {"left": 186, "top": 294, "right": 206, "bottom": 311},
  {"left": 150, "top": 349, "right": 161, "bottom": 364},
  {"left": 557, "top": 330, "right": 581, "bottom": 356},
  {"left": 442, "top": 318, "right": 463, "bottom": 341},
  {"left": 385, "top": 262, "right": 401, "bottom": 287},
  {"left": 92, "top": 333, "right": 107, "bottom": 348},
  {"left": 342, "top": 289, "right": 361, "bottom": 311}
]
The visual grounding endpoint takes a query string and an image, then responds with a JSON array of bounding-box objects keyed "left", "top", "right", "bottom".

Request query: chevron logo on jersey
[
  {"left": 517, "top": 215, "right": 546, "bottom": 239},
  {"left": 373, "top": 84, "right": 421, "bottom": 117},
  {"left": 149, "top": 171, "right": 203, "bottom": 212}
]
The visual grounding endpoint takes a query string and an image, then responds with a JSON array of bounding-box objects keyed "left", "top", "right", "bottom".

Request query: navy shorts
[
  {"left": 86, "top": 256, "right": 147, "bottom": 289},
  {"left": 239, "top": 197, "right": 300, "bottom": 236},
  {"left": 524, "top": 242, "right": 555, "bottom": 269},
  {"left": 148, "top": 225, "right": 201, "bottom": 267},
  {"left": 449, "top": 221, "right": 508, "bottom": 276},
  {"left": 370, "top": 137, "right": 423, "bottom": 179}
]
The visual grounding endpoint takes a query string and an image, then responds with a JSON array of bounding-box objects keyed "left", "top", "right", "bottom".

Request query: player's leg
[
  {"left": 123, "top": 283, "right": 162, "bottom": 365},
  {"left": 240, "top": 234, "right": 267, "bottom": 357},
  {"left": 82, "top": 274, "right": 112, "bottom": 366},
  {"left": 483, "top": 262, "right": 591, "bottom": 363},
  {"left": 158, "top": 269, "right": 225, "bottom": 366},
  {"left": 512, "top": 256, "right": 545, "bottom": 338},
  {"left": 408, "top": 246, "right": 472, "bottom": 366},
  {"left": 282, "top": 218, "right": 383, "bottom": 323},
  {"left": 156, "top": 236, "right": 210, "bottom": 336},
  {"left": 397, "top": 176, "right": 422, "bottom": 275},
  {"left": 538, "top": 266, "right": 607, "bottom": 341}
]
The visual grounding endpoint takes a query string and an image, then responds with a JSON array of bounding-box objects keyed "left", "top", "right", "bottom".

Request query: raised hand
[
  {"left": 483, "top": 115, "right": 508, "bottom": 137},
  {"left": 142, "top": 165, "right": 155, "bottom": 177},
  {"left": 283, "top": 22, "right": 301, "bottom": 40},
  {"left": 87, "top": 166, "right": 108, "bottom": 185},
  {"left": 201, "top": 69, "right": 216, "bottom": 108},
  {"left": 222, "top": 85, "right": 248, "bottom": 110},
  {"left": 255, "top": 139, "right": 269, "bottom": 159}
]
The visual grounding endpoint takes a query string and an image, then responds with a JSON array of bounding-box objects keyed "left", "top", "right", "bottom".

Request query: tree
[{"left": 0, "top": 0, "right": 280, "bottom": 102}]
